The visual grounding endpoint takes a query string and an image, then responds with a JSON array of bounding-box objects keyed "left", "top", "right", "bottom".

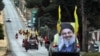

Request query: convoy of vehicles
[{"left": 21, "top": 29, "right": 39, "bottom": 50}]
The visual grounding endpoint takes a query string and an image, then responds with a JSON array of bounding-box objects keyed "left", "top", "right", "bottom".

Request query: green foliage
[
  {"left": 0, "top": 24, "right": 4, "bottom": 39},
  {"left": 35, "top": 0, "right": 80, "bottom": 27},
  {"left": 35, "top": 8, "right": 58, "bottom": 30},
  {"left": 43, "top": 3, "right": 58, "bottom": 12},
  {"left": 84, "top": 0, "right": 100, "bottom": 29},
  {"left": 39, "top": 26, "right": 46, "bottom": 36},
  {"left": 39, "top": 25, "right": 50, "bottom": 36},
  {"left": 0, "top": 0, "right": 5, "bottom": 11},
  {"left": 82, "top": 52, "right": 100, "bottom": 56},
  {"left": 25, "top": 0, "right": 42, "bottom": 8},
  {"left": 41, "top": 13, "right": 57, "bottom": 28},
  {"left": 34, "top": 0, "right": 58, "bottom": 30},
  {"left": 0, "top": 0, "right": 3, "bottom": 2}
]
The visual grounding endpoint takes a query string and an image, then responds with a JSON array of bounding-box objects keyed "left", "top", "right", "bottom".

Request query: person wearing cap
[{"left": 57, "top": 23, "right": 78, "bottom": 52}]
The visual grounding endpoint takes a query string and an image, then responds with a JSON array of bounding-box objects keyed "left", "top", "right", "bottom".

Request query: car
[
  {"left": 93, "top": 43, "right": 99, "bottom": 52},
  {"left": 28, "top": 38, "right": 38, "bottom": 50},
  {"left": 6, "top": 17, "right": 11, "bottom": 22},
  {"left": 89, "top": 42, "right": 99, "bottom": 52},
  {"left": 27, "top": 20, "right": 33, "bottom": 27},
  {"left": 28, "top": 23, "right": 33, "bottom": 27}
]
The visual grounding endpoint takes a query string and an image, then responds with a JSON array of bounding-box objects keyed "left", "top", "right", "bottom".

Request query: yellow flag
[
  {"left": 57, "top": 5, "right": 61, "bottom": 33},
  {"left": 57, "top": 22, "right": 61, "bottom": 33},
  {"left": 53, "top": 33, "right": 59, "bottom": 44},
  {"left": 58, "top": 5, "right": 61, "bottom": 22},
  {"left": 74, "top": 5, "right": 79, "bottom": 35},
  {"left": 70, "top": 22, "right": 75, "bottom": 32}
]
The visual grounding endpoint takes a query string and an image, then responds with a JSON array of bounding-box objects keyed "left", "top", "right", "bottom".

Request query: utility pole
[
  {"left": 81, "top": 0, "right": 88, "bottom": 51},
  {"left": 81, "top": 0, "right": 85, "bottom": 51}
]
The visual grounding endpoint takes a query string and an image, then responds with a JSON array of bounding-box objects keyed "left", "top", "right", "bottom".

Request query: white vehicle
[
  {"left": 27, "top": 20, "right": 33, "bottom": 27},
  {"left": 6, "top": 17, "right": 11, "bottom": 22}
]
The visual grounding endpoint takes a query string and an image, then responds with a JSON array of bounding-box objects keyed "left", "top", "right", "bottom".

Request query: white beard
[
  {"left": 58, "top": 35, "right": 76, "bottom": 51},
  {"left": 63, "top": 35, "right": 76, "bottom": 47}
]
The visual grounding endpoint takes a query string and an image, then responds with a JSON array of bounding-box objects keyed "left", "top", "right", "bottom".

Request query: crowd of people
[{"left": 15, "top": 29, "right": 50, "bottom": 52}]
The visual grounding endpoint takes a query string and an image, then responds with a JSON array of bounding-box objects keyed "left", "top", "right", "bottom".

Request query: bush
[
  {"left": 0, "top": 24, "right": 4, "bottom": 39},
  {"left": 82, "top": 52, "right": 100, "bottom": 56},
  {"left": 39, "top": 25, "right": 50, "bottom": 36}
]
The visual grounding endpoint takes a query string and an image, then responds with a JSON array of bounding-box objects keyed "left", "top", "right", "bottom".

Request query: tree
[
  {"left": 84, "top": 0, "right": 100, "bottom": 29},
  {"left": 0, "top": 0, "right": 4, "bottom": 14},
  {"left": 34, "top": 0, "right": 58, "bottom": 30},
  {"left": 25, "top": 0, "right": 42, "bottom": 8},
  {"left": 39, "top": 25, "right": 50, "bottom": 36},
  {"left": 25, "top": 0, "right": 58, "bottom": 30},
  {"left": 0, "top": 0, "right": 5, "bottom": 11}
]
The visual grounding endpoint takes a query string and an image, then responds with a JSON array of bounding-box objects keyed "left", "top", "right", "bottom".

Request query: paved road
[{"left": 3, "top": 0, "right": 48, "bottom": 56}]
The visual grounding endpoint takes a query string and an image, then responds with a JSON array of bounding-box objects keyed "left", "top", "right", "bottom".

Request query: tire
[
  {"left": 49, "top": 50, "right": 54, "bottom": 56},
  {"left": 36, "top": 47, "right": 38, "bottom": 50},
  {"left": 49, "top": 52, "right": 52, "bottom": 56}
]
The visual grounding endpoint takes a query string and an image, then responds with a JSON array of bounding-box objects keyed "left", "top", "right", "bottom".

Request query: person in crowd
[
  {"left": 15, "top": 33, "right": 18, "bottom": 39},
  {"left": 39, "top": 36, "right": 43, "bottom": 46},
  {"left": 43, "top": 36, "right": 50, "bottom": 51},
  {"left": 22, "top": 38, "right": 29, "bottom": 52},
  {"left": 19, "top": 29, "right": 22, "bottom": 35}
]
